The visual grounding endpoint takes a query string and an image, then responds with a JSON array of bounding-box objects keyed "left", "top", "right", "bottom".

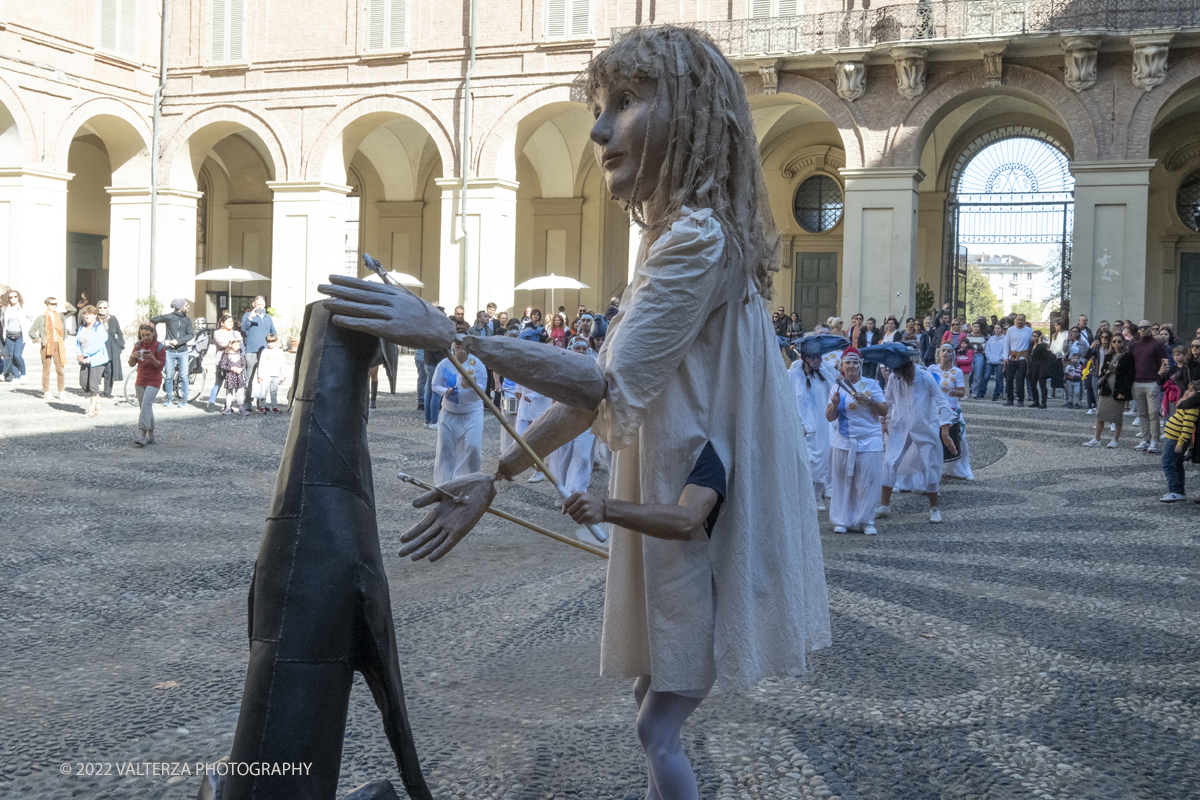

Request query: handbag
[
  {"left": 942, "top": 414, "right": 964, "bottom": 462},
  {"left": 251, "top": 380, "right": 268, "bottom": 401}
]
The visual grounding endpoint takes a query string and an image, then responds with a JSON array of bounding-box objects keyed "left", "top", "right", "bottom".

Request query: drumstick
[
  {"left": 397, "top": 472, "right": 608, "bottom": 559},
  {"left": 365, "top": 255, "right": 609, "bottom": 545}
]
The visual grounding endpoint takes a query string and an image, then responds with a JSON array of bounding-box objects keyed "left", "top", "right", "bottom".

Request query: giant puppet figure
[
  {"left": 201, "top": 302, "right": 434, "bottom": 800},
  {"left": 321, "top": 26, "right": 830, "bottom": 799}
]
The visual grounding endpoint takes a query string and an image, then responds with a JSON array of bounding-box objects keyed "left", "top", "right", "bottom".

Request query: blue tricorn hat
[
  {"left": 797, "top": 334, "right": 850, "bottom": 357},
  {"left": 518, "top": 326, "right": 544, "bottom": 342},
  {"left": 861, "top": 341, "right": 919, "bottom": 369}
]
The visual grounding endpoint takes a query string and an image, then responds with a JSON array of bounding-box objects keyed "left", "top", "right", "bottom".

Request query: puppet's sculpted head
[{"left": 586, "top": 25, "right": 780, "bottom": 297}]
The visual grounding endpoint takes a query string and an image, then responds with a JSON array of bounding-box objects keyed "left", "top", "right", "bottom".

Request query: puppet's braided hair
[{"left": 585, "top": 25, "right": 780, "bottom": 299}]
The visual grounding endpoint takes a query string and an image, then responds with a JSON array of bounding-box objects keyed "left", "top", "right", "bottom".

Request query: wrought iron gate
[{"left": 943, "top": 191, "right": 1073, "bottom": 319}]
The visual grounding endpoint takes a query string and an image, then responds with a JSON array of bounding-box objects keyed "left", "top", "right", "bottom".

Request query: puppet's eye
[{"left": 619, "top": 92, "right": 633, "bottom": 110}]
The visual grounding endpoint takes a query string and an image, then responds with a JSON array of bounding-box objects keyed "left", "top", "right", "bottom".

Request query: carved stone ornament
[
  {"left": 1061, "top": 36, "right": 1100, "bottom": 93},
  {"left": 757, "top": 60, "right": 780, "bottom": 95},
  {"left": 891, "top": 47, "right": 928, "bottom": 100},
  {"left": 1131, "top": 34, "right": 1172, "bottom": 92},
  {"left": 835, "top": 59, "right": 867, "bottom": 102},
  {"left": 780, "top": 145, "right": 846, "bottom": 180},
  {"left": 978, "top": 42, "right": 1005, "bottom": 88}
]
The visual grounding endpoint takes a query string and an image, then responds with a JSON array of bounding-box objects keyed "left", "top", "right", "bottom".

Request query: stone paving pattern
[{"left": 1, "top": 356, "right": 1199, "bottom": 800}]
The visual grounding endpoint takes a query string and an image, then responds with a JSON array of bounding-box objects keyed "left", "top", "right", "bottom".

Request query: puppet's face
[{"left": 589, "top": 78, "right": 672, "bottom": 203}]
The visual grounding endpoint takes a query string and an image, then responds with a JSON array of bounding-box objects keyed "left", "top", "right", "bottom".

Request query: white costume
[
  {"left": 593, "top": 207, "right": 830, "bottom": 693},
  {"left": 549, "top": 348, "right": 598, "bottom": 495},
  {"left": 432, "top": 355, "right": 488, "bottom": 485},
  {"left": 826, "top": 376, "right": 886, "bottom": 531},
  {"left": 788, "top": 358, "right": 839, "bottom": 498},
  {"left": 928, "top": 363, "right": 974, "bottom": 480},
  {"left": 884, "top": 366, "right": 954, "bottom": 494},
  {"left": 515, "top": 385, "right": 553, "bottom": 436}
]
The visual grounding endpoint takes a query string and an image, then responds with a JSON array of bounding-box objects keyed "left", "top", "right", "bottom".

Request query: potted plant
[{"left": 280, "top": 312, "right": 302, "bottom": 353}]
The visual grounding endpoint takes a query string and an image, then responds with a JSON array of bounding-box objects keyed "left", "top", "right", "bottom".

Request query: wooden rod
[{"left": 397, "top": 472, "right": 608, "bottom": 559}]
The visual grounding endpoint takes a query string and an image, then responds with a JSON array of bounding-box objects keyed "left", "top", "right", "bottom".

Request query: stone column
[
  {"left": 436, "top": 178, "right": 518, "bottom": 314},
  {"left": 839, "top": 167, "right": 924, "bottom": 320},
  {"left": 106, "top": 187, "right": 201, "bottom": 324},
  {"left": 1069, "top": 161, "right": 1155, "bottom": 324},
  {"left": 268, "top": 181, "right": 350, "bottom": 330},
  {"left": 0, "top": 168, "right": 71, "bottom": 307}
]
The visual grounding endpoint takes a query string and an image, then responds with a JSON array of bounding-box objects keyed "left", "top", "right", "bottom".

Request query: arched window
[
  {"left": 793, "top": 174, "right": 843, "bottom": 233},
  {"left": 1177, "top": 169, "right": 1200, "bottom": 232}
]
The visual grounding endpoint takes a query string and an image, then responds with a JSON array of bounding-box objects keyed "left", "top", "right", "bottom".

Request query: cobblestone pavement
[{"left": 2, "top": 356, "right": 1199, "bottom": 800}]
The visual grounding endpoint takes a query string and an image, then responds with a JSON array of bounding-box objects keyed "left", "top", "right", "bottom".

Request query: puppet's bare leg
[{"left": 635, "top": 686, "right": 708, "bottom": 800}]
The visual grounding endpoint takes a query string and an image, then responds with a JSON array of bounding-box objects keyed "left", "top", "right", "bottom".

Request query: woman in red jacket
[{"left": 127, "top": 323, "right": 165, "bottom": 446}]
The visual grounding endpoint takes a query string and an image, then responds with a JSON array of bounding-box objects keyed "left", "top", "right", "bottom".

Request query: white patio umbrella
[
  {"left": 512, "top": 273, "right": 590, "bottom": 317},
  {"left": 193, "top": 266, "right": 272, "bottom": 314},
  {"left": 364, "top": 271, "right": 425, "bottom": 288}
]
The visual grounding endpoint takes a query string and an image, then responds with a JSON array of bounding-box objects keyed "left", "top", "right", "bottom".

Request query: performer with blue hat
[
  {"left": 789, "top": 334, "right": 849, "bottom": 511},
  {"left": 863, "top": 341, "right": 957, "bottom": 524},
  {"left": 824, "top": 346, "right": 888, "bottom": 534}
]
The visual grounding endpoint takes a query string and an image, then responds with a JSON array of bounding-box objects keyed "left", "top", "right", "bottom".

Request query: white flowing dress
[
  {"left": 884, "top": 366, "right": 953, "bottom": 493},
  {"left": 788, "top": 360, "right": 840, "bottom": 494},
  {"left": 593, "top": 207, "right": 831, "bottom": 694},
  {"left": 928, "top": 364, "right": 974, "bottom": 480}
]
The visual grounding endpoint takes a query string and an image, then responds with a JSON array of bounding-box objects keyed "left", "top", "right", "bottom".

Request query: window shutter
[
  {"left": 569, "top": 0, "right": 589, "bottom": 37},
  {"left": 210, "top": 0, "right": 245, "bottom": 63},
  {"left": 367, "top": 0, "right": 385, "bottom": 50},
  {"left": 210, "top": 0, "right": 227, "bottom": 61},
  {"left": 228, "top": 0, "right": 244, "bottom": 62},
  {"left": 120, "top": 0, "right": 137, "bottom": 57},
  {"left": 389, "top": 0, "right": 406, "bottom": 49},
  {"left": 546, "top": 0, "right": 566, "bottom": 38},
  {"left": 777, "top": 0, "right": 798, "bottom": 15},
  {"left": 749, "top": 0, "right": 772, "bottom": 18},
  {"left": 100, "top": 0, "right": 119, "bottom": 52}
]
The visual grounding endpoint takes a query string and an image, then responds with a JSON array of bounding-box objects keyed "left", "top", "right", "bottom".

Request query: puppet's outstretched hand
[
  {"left": 319, "top": 275, "right": 456, "bottom": 352},
  {"left": 399, "top": 472, "right": 496, "bottom": 562}
]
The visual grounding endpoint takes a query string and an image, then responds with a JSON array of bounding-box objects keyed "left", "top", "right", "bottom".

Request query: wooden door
[
  {"left": 793, "top": 252, "right": 838, "bottom": 329},
  {"left": 1179, "top": 253, "right": 1200, "bottom": 340}
]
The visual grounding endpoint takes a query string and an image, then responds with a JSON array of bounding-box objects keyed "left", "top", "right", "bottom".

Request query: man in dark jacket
[
  {"left": 97, "top": 300, "right": 125, "bottom": 397},
  {"left": 151, "top": 299, "right": 194, "bottom": 407}
]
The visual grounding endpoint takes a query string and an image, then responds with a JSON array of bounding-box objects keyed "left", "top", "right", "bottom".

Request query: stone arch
[
  {"left": 1127, "top": 53, "right": 1200, "bottom": 159},
  {"left": 304, "top": 94, "right": 456, "bottom": 184},
  {"left": 758, "top": 73, "right": 865, "bottom": 170},
  {"left": 53, "top": 97, "right": 151, "bottom": 185},
  {"left": 891, "top": 65, "right": 1098, "bottom": 169},
  {"left": 0, "top": 72, "right": 33, "bottom": 165},
  {"left": 160, "top": 105, "right": 290, "bottom": 190},
  {"left": 477, "top": 84, "right": 583, "bottom": 182}
]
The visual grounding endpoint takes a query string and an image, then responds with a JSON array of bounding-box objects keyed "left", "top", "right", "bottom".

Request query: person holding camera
[{"left": 128, "top": 323, "right": 166, "bottom": 446}]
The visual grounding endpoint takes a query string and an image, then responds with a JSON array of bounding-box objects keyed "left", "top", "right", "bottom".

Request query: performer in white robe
[
  {"left": 928, "top": 344, "right": 974, "bottom": 481},
  {"left": 515, "top": 383, "right": 553, "bottom": 483},
  {"left": 870, "top": 344, "right": 956, "bottom": 524},
  {"left": 825, "top": 348, "right": 888, "bottom": 534},
  {"left": 431, "top": 341, "right": 488, "bottom": 486},
  {"left": 788, "top": 335, "right": 848, "bottom": 511},
  {"left": 548, "top": 336, "right": 598, "bottom": 497}
]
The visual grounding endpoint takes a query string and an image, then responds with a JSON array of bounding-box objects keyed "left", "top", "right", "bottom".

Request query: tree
[
  {"left": 1011, "top": 299, "right": 1043, "bottom": 322},
  {"left": 1043, "top": 242, "right": 1071, "bottom": 305},
  {"left": 964, "top": 264, "right": 1002, "bottom": 321},
  {"left": 915, "top": 281, "right": 935, "bottom": 320}
]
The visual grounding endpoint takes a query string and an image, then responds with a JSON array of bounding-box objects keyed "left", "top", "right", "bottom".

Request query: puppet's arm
[
  {"left": 398, "top": 403, "right": 597, "bottom": 562},
  {"left": 462, "top": 335, "right": 606, "bottom": 410}
]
